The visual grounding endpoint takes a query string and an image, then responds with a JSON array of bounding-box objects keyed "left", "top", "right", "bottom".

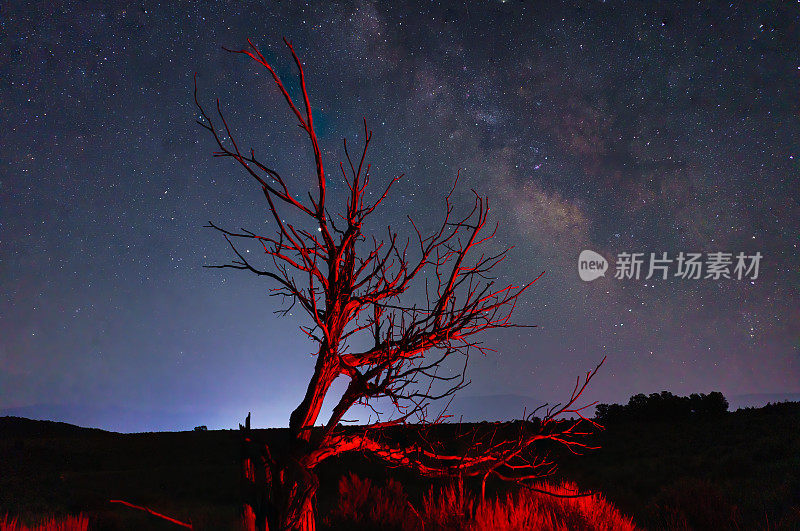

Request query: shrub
[
  {"left": 648, "top": 478, "right": 741, "bottom": 530},
  {"left": 325, "top": 472, "right": 417, "bottom": 530}
]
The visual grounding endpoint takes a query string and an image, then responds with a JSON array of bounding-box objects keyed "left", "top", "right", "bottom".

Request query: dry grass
[
  {"left": 326, "top": 473, "right": 638, "bottom": 530},
  {"left": 0, "top": 514, "right": 89, "bottom": 531},
  {"left": 2, "top": 477, "right": 636, "bottom": 531},
  {"left": 471, "top": 482, "right": 638, "bottom": 531},
  {"left": 328, "top": 472, "right": 419, "bottom": 530}
]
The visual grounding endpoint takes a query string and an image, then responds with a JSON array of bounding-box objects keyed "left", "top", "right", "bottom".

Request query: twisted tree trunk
[
  {"left": 287, "top": 482, "right": 316, "bottom": 531},
  {"left": 196, "top": 38, "right": 602, "bottom": 531},
  {"left": 240, "top": 416, "right": 318, "bottom": 531}
]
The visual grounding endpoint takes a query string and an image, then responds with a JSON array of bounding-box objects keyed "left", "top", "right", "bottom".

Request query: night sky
[{"left": 2, "top": 1, "right": 798, "bottom": 432}]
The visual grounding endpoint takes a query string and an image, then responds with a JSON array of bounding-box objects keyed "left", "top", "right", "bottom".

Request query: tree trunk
[
  {"left": 242, "top": 459, "right": 317, "bottom": 531},
  {"left": 291, "top": 489, "right": 316, "bottom": 531},
  {"left": 265, "top": 464, "right": 317, "bottom": 531},
  {"left": 240, "top": 430, "right": 318, "bottom": 531}
]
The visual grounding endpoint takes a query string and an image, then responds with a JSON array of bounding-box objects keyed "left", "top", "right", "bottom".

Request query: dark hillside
[
  {"left": 555, "top": 401, "right": 800, "bottom": 529},
  {"left": 1, "top": 403, "right": 799, "bottom": 529},
  {"left": 0, "top": 416, "right": 108, "bottom": 438}
]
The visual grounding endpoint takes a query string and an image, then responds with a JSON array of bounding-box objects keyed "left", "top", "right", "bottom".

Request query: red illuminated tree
[{"left": 195, "top": 39, "right": 603, "bottom": 531}]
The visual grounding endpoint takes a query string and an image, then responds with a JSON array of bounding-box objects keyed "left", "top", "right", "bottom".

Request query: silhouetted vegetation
[
  {"left": 595, "top": 391, "right": 729, "bottom": 423},
  {"left": 557, "top": 398, "right": 800, "bottom": 530},
  {"left": 2, "top": 400, "right": 799, "bottom": 529}
]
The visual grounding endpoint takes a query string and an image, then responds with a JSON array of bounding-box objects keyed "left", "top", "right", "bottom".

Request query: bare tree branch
[{"left": 195, "top": 38, "right": 604, "bottom": 531}]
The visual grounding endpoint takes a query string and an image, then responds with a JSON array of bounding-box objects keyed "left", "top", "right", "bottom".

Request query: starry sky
[{"left": 2, "top": 1, "right": 798, "bottom": 431}]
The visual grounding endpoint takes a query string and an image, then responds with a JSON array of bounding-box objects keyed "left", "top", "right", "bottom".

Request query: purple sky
[{"left": 2, "top": 1, "right": 798, "bottom": 431}]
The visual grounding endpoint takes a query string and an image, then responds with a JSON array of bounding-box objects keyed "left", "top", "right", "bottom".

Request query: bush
[
  {"left": 325, "top": 472, "right": 417, "bottom": 531},
  {"left": 596, "top": 391, "right": 728, "bottom": 423},
  {"left": 648, "top": 478, "right": 741, "bottom": 530}
]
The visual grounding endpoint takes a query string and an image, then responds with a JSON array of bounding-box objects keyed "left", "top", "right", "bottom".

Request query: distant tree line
[{"left": 595, "top": 391, "right": 728, "bottom": 423}]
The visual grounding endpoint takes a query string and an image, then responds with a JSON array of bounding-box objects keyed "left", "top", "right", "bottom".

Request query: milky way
[{"left": 1, "top": 1, "right": 798, "bottom": 431}]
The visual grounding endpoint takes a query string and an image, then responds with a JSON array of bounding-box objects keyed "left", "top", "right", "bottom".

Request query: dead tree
[{"left": 195, "top": 38, "right": 603, "bottom": 531}]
